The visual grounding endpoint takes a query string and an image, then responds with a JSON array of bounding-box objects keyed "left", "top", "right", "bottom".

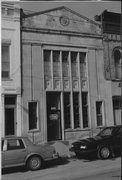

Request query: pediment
[{"left": 22, "top": 6, "right": 101, "bottom": 35}]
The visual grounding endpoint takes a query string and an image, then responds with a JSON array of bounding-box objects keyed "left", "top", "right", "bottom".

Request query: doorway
[
  {"left": 5, "top": 108, "right": 15, "bottom": 136},
  {"left": 46, "top": 92, "right": 62, "bottom": 141},
  {"left": 4, "top": 96, "right": 16, "bottom": 136}
]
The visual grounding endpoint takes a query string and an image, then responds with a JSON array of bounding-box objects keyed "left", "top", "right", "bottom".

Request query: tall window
[
  {"left": 53, "top": 51, "right": 60, "bottom": 77},
  {"left": 44, "top": 50, "right": 51, "bottom": 78},
  {"left": 62, "top": 51, "right": 69, "bottom": 77},
  {"left": 73, "top": 92, "right": 80, "bottom": 128},
  {"left": 28, "top": 101, "right": 39, "bottom": 131},
  {"left": 80, "top": 52, "right": 86, "bottom": 79},
  {"left": 82, "top": 92, "right": 89, "bottom": 128},
  {"left": 71, "top": 52, "right": 78, "bottom": 77},
  {"left": 64, "top": 93, "right": 71, "bottom": 129},
  {"left": 113, "top": 47, "right": 121, "bottom": 80},
  {"left": 96, "top": 101, "right": 103, "bottom": 126},
  {"left": 2, "top": 44, "right": 10, "bottom": 78}
]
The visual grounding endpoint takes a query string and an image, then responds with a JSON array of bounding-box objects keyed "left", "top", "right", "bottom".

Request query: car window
[
  {"left": 98, "top": 128, "right": 113, "bottom": 137},
  {"left": 116, "top": 127, "right": 122, "bottom": 136},
  {"left": 7, "top": 139, "right": 25, "bottom": 151}
]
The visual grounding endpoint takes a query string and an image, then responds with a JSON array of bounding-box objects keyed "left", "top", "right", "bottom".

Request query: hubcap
[
  {"left": 101, "top": 147, "right": 110, "bottom": 158},
  {"left": 31, "top": 158, "right": 40, "bottom": 168}
]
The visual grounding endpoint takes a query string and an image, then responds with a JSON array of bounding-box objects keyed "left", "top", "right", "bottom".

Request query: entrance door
[
  {"left": 46, "top": 92, "right": 62, "bottom": 141},
  {"left": 5, "top": 108, "right": 15, "bottom": 136},
  {"left": 4, "top": 95, "right": 16, "bottom": 136}
]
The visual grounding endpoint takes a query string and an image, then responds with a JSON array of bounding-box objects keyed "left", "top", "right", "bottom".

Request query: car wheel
[
  {"left": 27, "top": 156, "right": 43, "bottom": 171},
  {"left": 97, "top": 146, "right": 111, "bottom": 160}
]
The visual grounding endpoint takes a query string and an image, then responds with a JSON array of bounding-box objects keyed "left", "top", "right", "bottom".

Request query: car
[
  {"left": 1, "top": 136, "right": 59, "bottom": 171},
  {"left": 69, "top": 125, "right": 122, "bottom": 160}
]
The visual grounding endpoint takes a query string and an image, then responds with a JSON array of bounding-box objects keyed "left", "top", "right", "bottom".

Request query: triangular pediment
[{"left": 22, "top": 6, "right": 101, "bottom": 35}]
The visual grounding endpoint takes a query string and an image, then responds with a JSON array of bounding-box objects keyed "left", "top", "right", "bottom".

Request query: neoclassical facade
[
  {"left": 1, "top": 2, "right": 21, "bottom": 137},
  {"left": 21, "top": 7, "right": 115, "bottom": 143}
]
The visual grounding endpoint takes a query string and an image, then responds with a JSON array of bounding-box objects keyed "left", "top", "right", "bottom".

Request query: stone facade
[{"left": 21, "top": 7, "right": 115, "bottom": 143}]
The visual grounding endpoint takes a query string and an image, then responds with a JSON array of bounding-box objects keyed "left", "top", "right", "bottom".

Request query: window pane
[
  {"left": 96, "top": 101, "right": 103, "bottom": 126},
  {"left": 80, "top": 53, "right": 86, "bottom": 79},
  {"left": 29, "top": 102, "right": 38, "bottom": 130},
  {"left": 2, "top": 45, "right": 10, "bottom": 78},
  {"left": 82, "top": 92, "right": 89, "bottom": 128},
  {"left": 62, "top": 51, "right": 69, "bottom": 77},
  {"left": 5, "top": 96, "right": 16, "bottom": 105},
  {"left": 64, "top": 93, "right": 71, "bottom": 129},
  {"left": 73, "top": 92, "right": 80, "bottom": 128},
  {"left": 71, "top": 52, "right": 78, "bottom": 77},
  {"left": 53, "top": 51, "right": 60, "bottom": 77},
  {"left": 44, "top": 50, "right": 51, "bottom": 77},
  {"left": 114, "top": 49, "right": 121, "bottom": 79}
]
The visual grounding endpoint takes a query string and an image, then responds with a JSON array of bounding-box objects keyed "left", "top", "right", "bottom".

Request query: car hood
[{"left": 73, "top": 135, "right": 108, "bottom": 145}]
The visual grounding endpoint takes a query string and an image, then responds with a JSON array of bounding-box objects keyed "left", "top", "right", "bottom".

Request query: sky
[{"left": 19, "top": 1, "right": 121, "bottom": 20}]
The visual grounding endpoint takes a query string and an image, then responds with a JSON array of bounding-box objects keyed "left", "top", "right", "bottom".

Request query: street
[{"left": 2, "top": 156, "right": 121, "bottom": 180}]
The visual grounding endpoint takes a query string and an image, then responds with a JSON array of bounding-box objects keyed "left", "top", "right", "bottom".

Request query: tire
[
  {"left": 97, "top": 146, "right": 111, "bottom": 160},
  {"left": 75, "top": 152, "right": 82, "bottom": 159},
  {"left": 27, "top": 156, "right": 42, "bottom": 171}
]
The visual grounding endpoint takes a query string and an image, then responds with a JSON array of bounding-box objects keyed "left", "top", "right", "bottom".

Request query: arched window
[{"left": 113, "top": 47, "right": 121, "bottom": 80}]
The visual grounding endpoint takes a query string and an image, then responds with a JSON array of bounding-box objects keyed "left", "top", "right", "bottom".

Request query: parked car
[
  {"left": 70, "top": 125, "right": 122, "bottom": 160},
  {"left": 2, "top": 136, "right": 59, "bottom": 171}
]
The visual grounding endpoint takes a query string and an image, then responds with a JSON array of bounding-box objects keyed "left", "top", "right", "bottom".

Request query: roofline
[
  {"left": 21, "top": 6, "right": 100, "bottom": 26},
  {"left": 95, "top": 10, "right": 121, "bottom": 22}
]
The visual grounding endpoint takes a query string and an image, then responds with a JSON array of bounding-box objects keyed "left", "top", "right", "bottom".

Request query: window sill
[
  {"left": 2, "top": 78, "right": 13, "bottom": 81},
  {"left": 64, "top": 128, "right": 90, "bottom": 132},
  {"left": 28, "top": 129, "right": 40, "bottom": 133}
]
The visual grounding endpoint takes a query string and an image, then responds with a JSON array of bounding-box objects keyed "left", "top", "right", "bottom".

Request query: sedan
[
  {"left": 70, "top": 125, "right": 122, "bottom": 160},
  {"left": 2, "top": 136, "right": 59, "bottom": 171}
]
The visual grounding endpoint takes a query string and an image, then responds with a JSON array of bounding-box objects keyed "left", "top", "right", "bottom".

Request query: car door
[
  {"left": 4, "top": 138, "right": 28, "bottom": 167},
  {"left": 113, "top": 127, "right": 122, "bottom": 153}
]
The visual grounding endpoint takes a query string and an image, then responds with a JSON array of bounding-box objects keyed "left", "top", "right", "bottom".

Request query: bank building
[{"left": 2, "top": 4, "right": 121, "bottom": 143}]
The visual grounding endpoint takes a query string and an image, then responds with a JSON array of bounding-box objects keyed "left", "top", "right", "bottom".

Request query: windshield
[{"left": 97, "top": 127, "right": 114, "bottom": 137}]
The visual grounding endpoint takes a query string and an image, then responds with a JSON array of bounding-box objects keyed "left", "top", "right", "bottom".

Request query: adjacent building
[
  {"left": 21, "top": 6, "right": 115, "bottom": 143},
  {"left": 95, "top": 10, "right": 121, "bottom": 126},
  {"left": 1, "top": 2, "right": 21, "bottom": 137}
]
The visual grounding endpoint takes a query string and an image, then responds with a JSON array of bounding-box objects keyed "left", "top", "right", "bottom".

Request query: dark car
[
  {"left": 70, "top": 125, "right": 122, "bottom": 160},
  {"left": 2, "top": 136, "right": 59, "bottom": 171}
]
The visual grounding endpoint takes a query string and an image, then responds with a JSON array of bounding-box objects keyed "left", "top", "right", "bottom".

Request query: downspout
[
  {"left": 20, "top": 9, "right": 23, "bottom": 137},
  {"left": 20, "top": 8, "right": 23, "bottom": 96}
]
